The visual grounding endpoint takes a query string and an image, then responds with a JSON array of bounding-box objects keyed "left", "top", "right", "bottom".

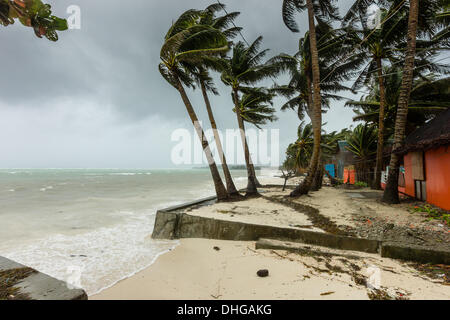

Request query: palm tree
[
  {"left": 343, "top": 0, "right": 449, "bottom": 190},
  {"left": 272, "top": 25, "right": 356, "bottom": 191},
  {"left": 196, "top": 72, "right": 239, "bottom": 196},
  {"left": 284, "top": 124, "right": 348, "bottom": 189},
  {"left": 220, "top": 37, "right": 281, "bottom": 195},
  {"left": 436, "top": 0, "right": 449, "bottom": 26},
  {"left": 343, "top": 3, "right": 409, "bottom": 190},
  {"left": 235, "top": 88, "right": 278, "bottom": 186},
  {"left": 347, "top": 71, "right": 450, "bottom": 137},
  {"left": 281, "top": 0, "right": 340, "bottom": 197},
  {"left": 272, "top": 25, "right": 356, "bottom": 123},
  {"left": 345, "top": 124, "right": 378, "bottom": 184},
  {"left": 237, "top": 87, "right": 278, "bottom": 128},
  {"left": 187, "top": 4, "right": 243, "bottom": 196},
  {"left": 343, "top": 0, "right": 448, "bottom": 201},
  {"left": 0, "top": 0, "right": 67, "bottom": 40},
  {"left": 382, "top": 0, "right": 422, "bottom": 204},
  {"left": 286, "top": 122, "right": 314, "bottom": 171},
  {"left": 159, "top": 9, "right": 230, "bottom": 200}
]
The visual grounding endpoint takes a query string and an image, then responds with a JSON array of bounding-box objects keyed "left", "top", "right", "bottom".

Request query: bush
[
  {"left": 354, "top": 181, "right": 369, "bottom": 188},
  {"left": 410, "top": 204, "right": 450, "bottom": 225}
]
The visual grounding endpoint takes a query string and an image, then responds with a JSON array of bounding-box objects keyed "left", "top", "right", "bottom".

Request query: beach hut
[
  {"left": 388, "top": 109, "right": 450, "bottom": 210},
  {"left": 327, "top": 141, "right": 356, "bottom": 180}
]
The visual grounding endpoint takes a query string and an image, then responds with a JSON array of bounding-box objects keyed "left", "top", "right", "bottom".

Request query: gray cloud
[{"left": 0, "top": 0, "right": 360, "bottom": 168}]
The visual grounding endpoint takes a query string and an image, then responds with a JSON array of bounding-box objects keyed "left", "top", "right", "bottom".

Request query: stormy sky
[{"left": 0, "top": 0, "right": 360, "bottom": 168}]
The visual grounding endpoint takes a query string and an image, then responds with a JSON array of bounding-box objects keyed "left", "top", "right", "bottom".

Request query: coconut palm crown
[
  {"left": 219, "top": 36, "right": 282, "bottom": 194},
  {"left": 158, "top": 8, "right": 231, "bottom": 200}
]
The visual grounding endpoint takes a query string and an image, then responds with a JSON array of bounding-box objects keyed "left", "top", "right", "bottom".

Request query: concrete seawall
[
  {"left": 0, "top": 256, "right": 87, "bottom": 300},
  {"left": 152, "top": 211, "right": 381, "bottom": 253},
  {"left": 152, "top": 195, "right": 450, "bottom": 265}
]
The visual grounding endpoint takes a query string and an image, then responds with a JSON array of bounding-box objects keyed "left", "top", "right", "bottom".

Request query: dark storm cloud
[{"left": 0, "top": 0, "right": 359, "bottom": 168}]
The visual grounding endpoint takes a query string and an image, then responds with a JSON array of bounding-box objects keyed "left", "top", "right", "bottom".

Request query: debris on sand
[{"left": 257, "top": 269, "right": 269, "bottom": 277}]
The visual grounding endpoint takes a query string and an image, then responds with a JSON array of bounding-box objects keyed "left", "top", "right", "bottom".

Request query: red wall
[
  {"left": 424, "top": 146, "right": 450, "bottom": 210},
  {"left": 402, "top": 146, "right": 450, "bottom": 210}
]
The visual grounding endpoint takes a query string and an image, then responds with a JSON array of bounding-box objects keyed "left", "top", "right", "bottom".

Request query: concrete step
[{"left": 0, "top": 256, "right": 87, "bottom": 300}]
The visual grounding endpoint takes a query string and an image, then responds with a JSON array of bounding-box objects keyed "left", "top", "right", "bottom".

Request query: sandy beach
[
  {"left": 92, "top": 175, "right": 450, "bottom": 300},
  {"left": 91, "top": 238, "right": 450, "bottom": 300}
]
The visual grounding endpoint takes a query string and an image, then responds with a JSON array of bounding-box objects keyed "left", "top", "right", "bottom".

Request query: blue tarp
[{"left": 325, "top": 164, "right": 336, "bottom": 178}]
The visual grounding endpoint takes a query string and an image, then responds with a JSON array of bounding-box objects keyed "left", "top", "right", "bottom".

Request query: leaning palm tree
[
  {"left": 235, "top": 88, "right": 278, "bottom": 185},
  {"left": 285, "top": 123, "right": 345, "bottom": 189},
  {"left": 281, "top": 0, "right": 340, "bottom": 197},
  {"left": 185, "top": 3, "right": 243, "bottom": 196},
  {"left": 159, "top": 9, "right": 230, "bottom": 200},
  {"left": 382, "top": 0, "right": 432, "bottom": 203},
  {"left": 220, "top": 37, "right": 281, "bottom": 195},
  {"left": 343, "top": 0, "right": 448, "bottom": 190},
  {"left": 343, "top": 3, "right": 407, "bottom": 190},
  {"left": 272, "top": 24, "right": 356, "bottom": 123}
]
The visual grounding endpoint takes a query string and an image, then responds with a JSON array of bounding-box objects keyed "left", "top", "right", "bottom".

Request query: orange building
[{"left": 392, "top": 109, "right": 450, "bottom": 210}]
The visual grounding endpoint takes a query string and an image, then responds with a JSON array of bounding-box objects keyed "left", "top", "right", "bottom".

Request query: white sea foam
[
  {"left": 108, "top": 172, "right": 152, "bottom": 176},
  {"left": 0, "top": 210, "right": 178, "bottom": 295},
  {"left": 109, "top": 173, "right": 138, "bottom": 176}
]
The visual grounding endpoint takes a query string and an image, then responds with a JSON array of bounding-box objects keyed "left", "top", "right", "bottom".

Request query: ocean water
[{"left": 0, "top": 168, "right": 257, "bottom": 295}]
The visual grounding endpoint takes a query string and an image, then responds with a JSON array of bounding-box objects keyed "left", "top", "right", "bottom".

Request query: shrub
[{"left": 355, "top": 181, "right": 369, "bottom": 188}]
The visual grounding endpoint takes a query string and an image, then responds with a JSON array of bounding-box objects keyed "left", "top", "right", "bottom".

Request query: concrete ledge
[
  {"left": 256, "top": 238, "right": 363, "bottom": 259},
  {"left": 158, "top": 196, "right": 217, "bottom": 213},
  {"left": 0, "top": 256, "right": 87, "bottom": 300},
  {"left": 152, "top": 211, "right": 381, "bottom": 253},
  {"left": 151, "top": 195, "right": 450, "bottom": 265},
  {"left": 381, "top": 243, "right": 450, "bottom": 265}
]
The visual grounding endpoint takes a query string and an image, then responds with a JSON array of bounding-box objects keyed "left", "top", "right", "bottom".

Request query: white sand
[
  {"left": 186, "top": 193, "right": 324, "bottom": 233},
  {"left": 91, "top": 238, "right": 450, "bottom": 300}
]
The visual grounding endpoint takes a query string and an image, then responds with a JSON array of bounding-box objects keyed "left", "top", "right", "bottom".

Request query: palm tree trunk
[
  {"left": 373, "top": 57, "right": 386, "bottom": 190},
  {"left": 311, "top": 160, "right": 323, "bottom": 191},
  {"left": 250, "top": 164, "right": 262, "bottom": 187},
  {"left": 233, "top": 88, "right": 258, "bottom": 195},
  {"left": 200, "top": 80, "right": 239, "bottom": 196},
  {"left": 382, "top": 0, "right": 419, "bottom": 204},
  {"left": 290, "top": 0, "right": 322, "bottom": 197},
  {"left": 318, "top": 166, "right": 324, "bottom": 188},
  {"left": 174, "top": 75, "right": 228, "bottom": 201},
  {"left": 306, "top": 74, "right": 314, "bottom": 117}
]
